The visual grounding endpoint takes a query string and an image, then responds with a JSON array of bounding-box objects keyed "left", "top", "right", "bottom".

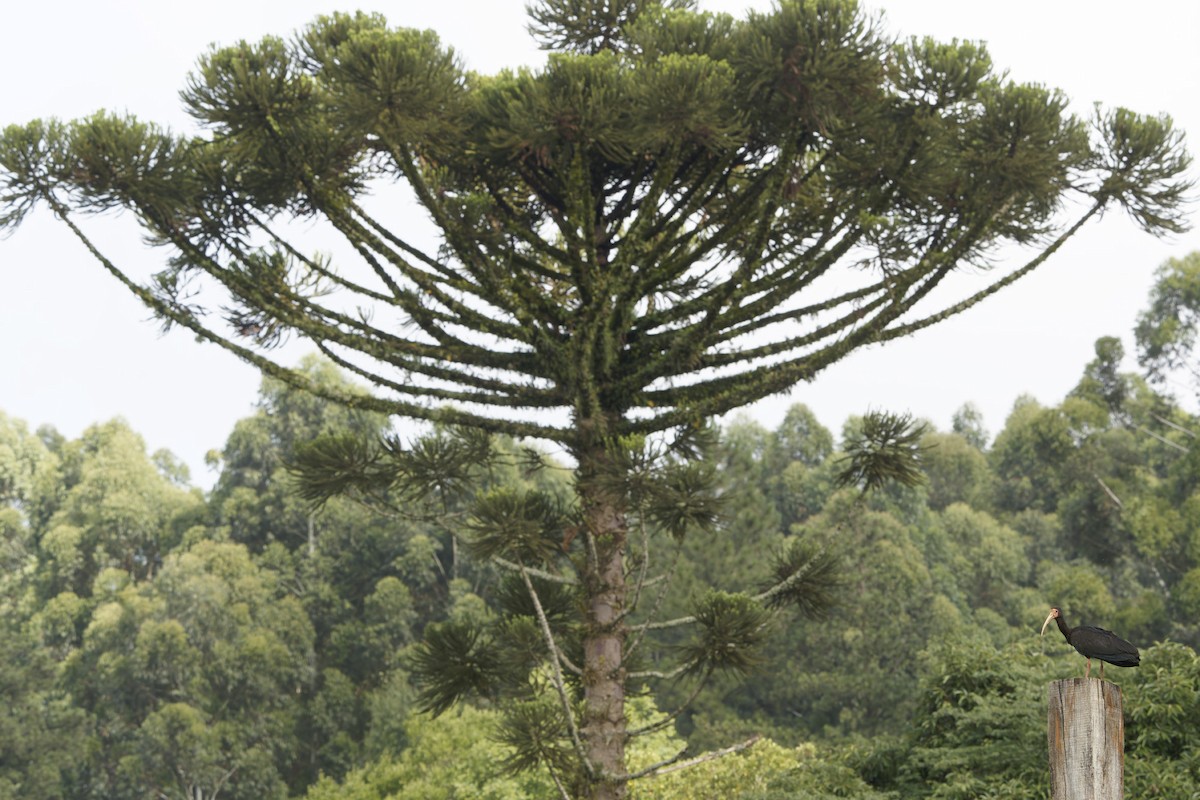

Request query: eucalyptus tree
[
  {"left": 0, "top": 0, "right": 1190, "bottom": 796},
  {"left": 1137, "top": 252, "right": 1200, "bottom": 402},
  {"left": 64, "top": 540, "right": 316, "bottom": 800},
  {"left": 34, "top": 419, "right": 204, "bottom": 600}
]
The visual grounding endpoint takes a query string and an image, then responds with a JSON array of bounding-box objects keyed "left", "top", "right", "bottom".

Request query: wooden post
[{"left": 1047, "top": 678, "right": 1124, "bottom": 799}]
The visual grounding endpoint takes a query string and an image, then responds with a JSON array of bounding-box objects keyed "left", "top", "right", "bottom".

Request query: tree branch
[
  {"left": 493, "top": 557, "right": 578, "bottom": 585},
  {"left": 519, "top": 563, "right": 593, "bottom": 776},
  {"left": 626, "top": 735, "right": 762, "bottom": 781}
]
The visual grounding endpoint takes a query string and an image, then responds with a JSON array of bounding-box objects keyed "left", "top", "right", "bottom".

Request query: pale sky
[{"left": 2, "top": 0, "right": 1198, "bottom": 488}]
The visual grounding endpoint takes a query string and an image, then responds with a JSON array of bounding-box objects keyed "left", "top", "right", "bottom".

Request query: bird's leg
[
  {"left": 1085, "top": 658, "right": 1091, "bottom": 679},
  {"left": 1100, "top": 661, "right": 1105, "bottom": 680}
]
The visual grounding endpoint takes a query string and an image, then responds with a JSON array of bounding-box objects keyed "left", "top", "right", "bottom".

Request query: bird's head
[{"left": 1040, "top": 607, "right": 1062, "bottom": 636}]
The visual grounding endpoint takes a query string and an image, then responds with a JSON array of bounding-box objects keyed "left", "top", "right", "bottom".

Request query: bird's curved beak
[{"left": 1040, "top": 611, "right": 1055, "bottom": 636}]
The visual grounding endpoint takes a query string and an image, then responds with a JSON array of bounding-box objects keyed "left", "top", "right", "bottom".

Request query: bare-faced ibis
[{"left": 1040, "top": 607, "right": 1140, "bottom": 679}]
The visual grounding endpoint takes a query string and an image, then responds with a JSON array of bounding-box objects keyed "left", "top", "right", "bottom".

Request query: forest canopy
[{"left": 5, "top": 260, "right": 1200, "bottom": 798}]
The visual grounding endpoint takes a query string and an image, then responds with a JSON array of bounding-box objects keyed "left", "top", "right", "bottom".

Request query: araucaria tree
[{"left": 0, "top": 1, "right": 1190, "bottom": 797}]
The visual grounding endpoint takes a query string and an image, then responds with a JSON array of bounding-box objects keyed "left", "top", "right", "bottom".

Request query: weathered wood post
[{"left": 1047, "top": 678, "right": 1124, "bottom": 799}]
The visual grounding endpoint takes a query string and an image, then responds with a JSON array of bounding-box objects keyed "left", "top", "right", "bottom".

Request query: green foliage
[
  {"left": 770, "top": 405, "right": 835, "bottom": 471},
  {"left": 1072, "top": 336, "right": 1135, "bottom": 419},
  {"left": 950, "top": 403, "right": 989, "bottom": 450},
  {"left": 895, "top": 634, "right": 1050, "bottom": 797},
  {"left": 0, "top": 619, "right": 88, "bottom": 799},
  {"left": 465, "top": 487, "right": 571, "bottom": 565},
  {"left": 759, "top": 538, "right": 841, "bottom": 615},
  {"left": 409, "top": 619, "right": 508, "bottom": 715},
  {"left": 2, "top": 3, "right": 1186, "bottom": 441},
  {"left": 493, "top": 693, "right": 578, "bottom": 781},
  {"left": 1125, "top": 641, "right": 1200, "bottom": 760},
  {"left": 303, "top": 691, "right": 888, "bottom": 800},
  {"left": 529, "top": 0, "right": 697, "bottom": 54},
  {"left": 701, "top": 496, "right": 940, "bottom": 742},
  {"left": 34, "top": 419, "right": 204, "bottom": 597},
  {"left": 1137, "top": 251, "right": 1200, "bottom": 394},
  {"left": 11, "top": 313, "right": 1200, "bottom": 797},
  {"left": 0, "top": 411, "right": 59, "bottom": 527},
  {"left": 636, "top": 740, "right": 879, "bottom": 800},
  {"left": 210, "top": 355, "right": 391, "bottom": 550},
  {"left": 1093, "top": 108, "right": 1193, "bottom": 234},
  {"left": 131, "top": 703, "right": 255, "bottom": 800},
  {"left": 47, "top": 538, "right": 315, "bottom": 799},
  {"left": 936, "top": 504, "right": 1026, "bottom": 616},
  {"left": 1038, "top": 562, "right": 1116, "bottom": 627},
  {"left": 289, "top": 433, "right": 391, "bottom": 507},
  {"left": 1125, "top": 641, "right": 1200, "bottom": 798},
  {"left": 921, "top": 432, "right": 991, "bottom": 511},
  {"left": 838, "top": 411, "right": 929, "bottom": 493},
  {"left": 643, "top": 461, "right": 722, "bottom": 541},
  {"left": 679, "top": 591, "right": 772, "bottom": 677},
  {"left": 988, "top": 397, "right": 1073, "bottom": 514},
  {"left": 303, "top": 705, "right": 557, "bottom": 800}
]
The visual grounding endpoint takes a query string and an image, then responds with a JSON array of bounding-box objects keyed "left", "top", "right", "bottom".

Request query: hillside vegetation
[{"left": 6, "top": 260, "right": 1200, "bottom": 797}]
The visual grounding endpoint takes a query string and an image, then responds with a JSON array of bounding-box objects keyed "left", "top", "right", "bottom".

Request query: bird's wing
[
  {"left": 1077, "top": 625, "right": 1115, "bottom": 636},
  {"left": 1073, "top": 626, "right": 1140, "bottom": 665}
]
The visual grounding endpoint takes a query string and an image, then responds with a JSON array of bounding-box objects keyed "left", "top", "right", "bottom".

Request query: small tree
[{"left": 0, "top": 2, "right": 1190, "bottom": 797}]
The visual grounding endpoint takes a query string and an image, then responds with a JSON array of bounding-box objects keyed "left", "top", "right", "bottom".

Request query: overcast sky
[{"left": 2, "top": 0, "right": 1198, "bottom": 488}]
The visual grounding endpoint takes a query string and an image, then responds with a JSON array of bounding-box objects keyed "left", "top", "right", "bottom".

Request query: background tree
[
  {"left": 0, "top": 621, "right": 88, "bottom": 800},
  {"left": 0, "top": 1, "right": 1190, "bottom": 796},
  {"left": 32, "top": 420, "right": 204, "bottom": 600},
  {"left": 1124, "top": 641, "right": 1200, "bottom": 796},
  {"left": 61, "top": 539, "right": 315, "bottom": 800},
  {"left": 1136, "top": 251, "right": 1200, "bottom": 399},
  {"left": 0, "top": 411, "right": 60, "bottom": 538},
  {"left": 7, "top": 313, "right": 1200, "bottom": 797},
  {"left": 206, "top": 354, "right": 390, "bottom": 554},
  {"left": 950, "top": 403, "right": 989, "bottom": 451},
  {"left": 889, "top": 634, "right": 1051, "bottom": 799},
  {"left": 919, "top": 431, "right": 991, "bottom": 512}
]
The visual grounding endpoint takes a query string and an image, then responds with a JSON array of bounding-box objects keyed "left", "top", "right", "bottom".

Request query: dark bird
[{"left": 1040, "top": 607, "right": 1140, "bottom": 679}]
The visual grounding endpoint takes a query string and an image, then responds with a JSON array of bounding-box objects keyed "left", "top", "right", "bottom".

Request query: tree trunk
[
  {"left": 1047, "top": 678, "right": 1124, "bottom": 799},
  {"left": 577, "top": 448, "right": 629, "bottom": 800}
]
